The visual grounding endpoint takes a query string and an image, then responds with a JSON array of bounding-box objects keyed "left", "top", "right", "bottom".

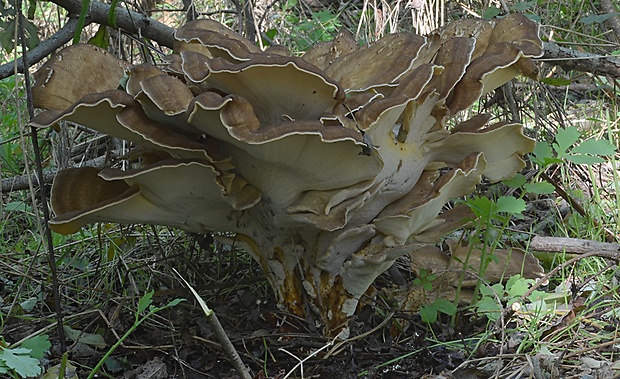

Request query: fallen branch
[
  {"left": 541, "top": 41, "right": 620, "bottom": 79},
  {"left": 530, "top": 236, "right": 620, "bottom": 255},
  {"left": 1, "top": 155, "right": 109, "bottom": 193}
]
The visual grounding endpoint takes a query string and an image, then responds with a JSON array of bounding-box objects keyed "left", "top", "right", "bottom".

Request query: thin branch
[
  {"left": 541, "top": 41, "right": 620, "bottom": 78},
  {"left": 0, "top": 18, "right": 78, "bottom": 80},
  {"left": 49, "top": 0, "right": 175, "bottom": 47},
  {"left": 1, "top": 154, "right": 110, "bottom": 193},
  {"left": 17, "top": 6, "right": 67, "bottom": 352}
]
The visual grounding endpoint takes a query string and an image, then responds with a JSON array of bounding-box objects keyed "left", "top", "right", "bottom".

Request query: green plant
[
  {"left": 0, "top": 334, "right": 51, "bottom": 378},
  {"left": 86, "top": 291, "right": 184, "bottom": 379},
  {"left": 415, "top": 269, "right": 457, "bottom": 324}
]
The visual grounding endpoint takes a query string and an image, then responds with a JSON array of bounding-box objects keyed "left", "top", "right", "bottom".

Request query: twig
[
  {"left": 173, "top": 269, "right": 252, "bottom": 379},
  {"left": 541, "top": 41, "right": 620, "bottom": 79},
  {"left": 280, "top": 329, "right": 346, "bottom": 379},
  {"left": 529, "top": 236, "right": 620, "bottom": 255},
  {"left": 1, "top": 155, "right": 111, "bottom": 193},
  {"left": 17, "top": 6, "right": 67, "bottom": 352}
]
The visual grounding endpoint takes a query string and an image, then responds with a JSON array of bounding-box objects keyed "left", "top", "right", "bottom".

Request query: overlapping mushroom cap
[{"left": 32, "top": 14, "right": 543, "bottom": 335}]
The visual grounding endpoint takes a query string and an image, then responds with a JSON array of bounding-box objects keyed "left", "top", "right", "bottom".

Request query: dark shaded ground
[
  {"left": 2, "top": 220, "right": 620, "bottom": 378},
  {"left": 0, "top": 236, "right": 483, "bottom": 379}
]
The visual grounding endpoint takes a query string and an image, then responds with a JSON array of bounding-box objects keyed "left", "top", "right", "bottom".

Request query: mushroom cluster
[{"left": 32, "top": 14, "right": 543, "bottom": 336}]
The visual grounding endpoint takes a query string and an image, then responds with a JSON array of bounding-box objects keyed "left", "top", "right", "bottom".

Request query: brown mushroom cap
[{"left": 32, "top": 44, "right": 130, "bottom": 110}]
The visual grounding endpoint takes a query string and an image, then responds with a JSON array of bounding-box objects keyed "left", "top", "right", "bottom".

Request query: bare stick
[
  {"left": 530, "top": 236, "right": 620, "bottom": 255},
  {"left": 173, "top": 269, "right": 252, "bottom": 379},
  {"left": 541, "top": 41, "right": 620, "bottom": 79}
]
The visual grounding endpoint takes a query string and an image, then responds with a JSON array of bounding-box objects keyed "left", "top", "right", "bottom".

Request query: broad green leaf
[
  {"left": 572, "top": 139, "right": 616, "bottom": 156},
  {"left": 495, "top": 196, "right": 526, "bottom": 215},
  {"left": 62, "top": 325, "right": 107, "bottom": 348},
  {"left": 23, "top": 19, "right": 39, "bottom": 50},
  {"left": 510, "top": 1, "right": 535, "bottom": 11},
  {"left": 21, "top": 335, "right": 51, "bottom": 359},
  {"left": 88, "top": 25, "right": 109, "bottom": 48},
  {"left": 467, "top": 196, "right": 494, "bottom": 218},
  {"left": 0, "top": 19, "right": 15, "bottom": 53},
  {"left": 540, "top": 77, "right": 571, "bottom": 86},
  {"left": 553, "top": 127, "right": 581, "bottom": 156},
  {"left": 419, "top": 304, "right": 438, "bottom": 324},
  {"left": 524, "top": 181, "right": 555, "bottom": 195},
  {"left": 475, "top": 297, "right": 501, "bottom": 321},
  {"left": 506, "top": 275, "right": 533, "bottom": 299},
  {"left": 566, "top": 154, "right": 605, "bottom": 165},
  {"left": 581, "top": 13, "right": 619, "bottom": 25},
  {"left": 137, "top": 290, "right": 154, "bottom": 315},
  {"left": 0, "top": 347, "right": 42, "bottom": 377},
  {"left": 433, "top": 298, "right": 456, "bottom": 316},
  {"left": 524, "top": 13, "right": 542, "bottom": 23},
  {"left": 502, "top": 173, "right": 526, "bottom": 188},
  {"left": 532, "top": 141, "right": 558, "bottom": 167},
  {"left": 4, "top": 201, "right": 30, "bottom": 212},
  {"left": 482, "top": 6, "right": 501, "bottom": 19},
  {"left": 479, "top": 283, "right": 504, "bottom": 298}
]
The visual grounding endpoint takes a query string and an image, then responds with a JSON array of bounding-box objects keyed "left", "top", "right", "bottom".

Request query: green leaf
[
  {"left": 433, "top": 298, "right": 457, "bottom": 316},
  {"left": 495, "top": 196, "right": 526, "bottom": 216},
  {"left": 108, "top": 0, "right": 120, "bottom": 28},
  {"left": 419, "top": 304, "right": 438, "bottom": 324},
  {"left": 63, "top": 325, "right": 107, "bottom": 348},
  {"left": 532, "top": 141, "right": 558, "bottom": 167},
  {"left": 480, "top": 283, "right": 504, "bottom": 298},
  {"left": 166, "top": 298, "right": 185, "bottom": 307},
  {"left": 524, "top": 181, "right": 555, "bottom": 195},
  {"left": 540, "top": 77, "right": 571, "bottom": 86},
  {"left": 565, "top": 154, "right": 605, "bottom": 165},
  {"left": 510, "top": 1, "right": 535, "bottom": 11},
  {"left": 482, "top": 6, "right": 501, "bottom": 19},
  {"left": 475, "top": 297, "right": 501, "bottom": 321},
  {"left": 502, "top": 173, "right": 526, "bottom": 189},
  {"left": 88, "top": 24, "right": 109, "bottom": 48},
  {"left": 0, "top": 347, "right": 42, "bottom": 378},
  {"left": 505, "top": 275, "right": 533, "bottom": 299},
  {"left": 581, "top": 13, "right": 619, "bottom": 25},
  {"left": 553, "top": 126, "right": 581, "bottom": 156},
  {"left": 572, "top": 139, "right": 616, "bottom": 156},
  {"left": 467, "top": 196, "right": 494, "bottom": 218},
  {"left": 73, "top": 0, "right": 91, "bottom": 44},
  {"left": 27, "top": 0, "right": 36, "bottom": 20},
  {"left": 0, "top": 19, "right": 15, "bottom": 53},
  {"left": 20, "top": 335, "right": 51, "bottom": 360},
  {"left": 137, "top": 290, "right": 155, "bottom": 315},
  {"left": 0, "top": 360, "right": 8, "bottom": 374}
]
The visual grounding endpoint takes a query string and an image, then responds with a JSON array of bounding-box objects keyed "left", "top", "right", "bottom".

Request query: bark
[
  {"left": 0, "top": 0, "right": 174, "bottom": 80},
  {"left": 50, "top": 0, "right": 175, "bottom": 47},
  {"left": 541, "top": 41, "right": 620, "bottom": 79},
  {"left": 530, "top": 236, "right": 620, "bottom": 255},
  {"left": 1, "top": 155, "right": 109, "bottom": 193}
]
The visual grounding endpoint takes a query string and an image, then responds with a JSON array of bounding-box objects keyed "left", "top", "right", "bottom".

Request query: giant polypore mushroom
[{"left": 32, "top": 14, "right": 544, "bottom": 336}]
